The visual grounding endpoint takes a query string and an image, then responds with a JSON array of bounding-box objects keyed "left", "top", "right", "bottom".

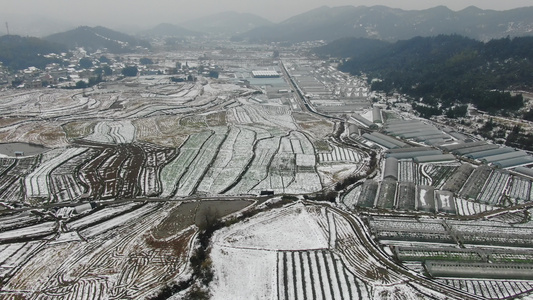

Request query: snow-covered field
[{"left": 209, "top": 202, "right": 445, "bottom": 299}]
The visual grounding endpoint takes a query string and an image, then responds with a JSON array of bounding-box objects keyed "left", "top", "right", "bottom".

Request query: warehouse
[
  {"left": 362, "top": 133, "right": 400, "bottom": 149},
  {"left": 492, "top": 156, "right": 533, "bottom": 169},
  {"left": 363, "top": 132, "right": 407, "bottom": 149},
  {"left": 387, "top": 147, "right": 434, "bottom": 154},
  {"left": 440, "top": 141, "right": 487, "bottom": 152},
  {"left": 387, "top": 150, "right": 443, "bottom": 160},
  {"left": 372, "top": 106, "right": 382, "bottom": 123},
  {"left": 251, "top": 70, "right": 280, "bottom": 78},
  {"left": 383, "top": 157, "right": 399, "bottom": 180},
  {"left": 513, "top": 166, "right": 533, "bottom": 178},
  {"left": 415, "top": 134, "right": 451, "bottom": 142},
  {"left": 426, "top": 261, "right": 533, "bottom": 280},
  {"left": 481, "top": 150, "right": 529, "bottom": 164},
  {"left": 424, "top": 138, "right": 448, "bottom": 146},
  {"left": 452, "top": 144, "right": 499, "bottom": 156},
  {"left": 400, "top": 130, "right": 444, "bottom": 140},
  {"left": 413, "top": 154, "right": 456, "bottom": 164},
  {"left": 351, "top": 113, "right": 376, "bottom": 129},
  {"left": 466, "top": 147, "right": 515, "bottom": 160}
]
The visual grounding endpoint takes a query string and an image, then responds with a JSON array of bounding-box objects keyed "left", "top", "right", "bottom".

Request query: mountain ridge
[
  {"left": 235, "top": 5, "right": 533, "bottom": 42},
  {"left": 45, "top": 26, "right": 150, "bottom": 53}
]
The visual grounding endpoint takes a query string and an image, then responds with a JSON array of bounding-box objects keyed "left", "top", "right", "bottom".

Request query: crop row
[
  {"left": 278, "top": 250, "right": 369, "bottom": 300},
  {"left": 438, "top": 278, "right": 533, "bottom": 299},
  {"left": 459, "top": 165, "right": 492, "bottom": 200},
  {"left": 25, "top": 148, "right": 88, "bottom": 201},
  {"left": 477, "top": 171, "right": 510, "bottom": 205},
  {"left": 318, "top": 145, "right": 359, "bottom": 164},
  {"left": 399, "top": 160, "right": 415, "bottom": 183},
  {"left": 507, "top": 177, "right": 531, "bottom": 203},
  {"left": 197, "top": 127, "right": 255, "bottom": 194}
]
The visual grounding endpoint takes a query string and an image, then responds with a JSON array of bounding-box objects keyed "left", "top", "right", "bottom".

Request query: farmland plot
[
  {"left": 226, "top": 136, "right": 281, "bottom": 195},
  {"left": 0, "top": 120, "right": 69, "bottom": 148},
  {"left": 477, "top": 171, "right": 511, "bottom": 205},
  {"left": 197, "top": 127, "right": 256, "bottom": 194},
  {"left": 277, "top": 250, "right": 370, "bottom": 300},
  {"left": 253, "top": 136, "right": 298, "bottom": 194},
  {"left": 84, "top": 120, "right": 136, "bottom": 144},
  {"left": 437, "top": 279, "right": 533, "bottom": 299},
  {"left": 319, "top": 144, "right": 360, "bottom": 164},
  {"left": 138, "top": 143, "right": 177, "bottom": 197},
  {"left": 342, "top": 184, "right": 362, "bottom": 210},
  {"left": 459, "top": 165, "right": 492, "bottom": 200},
  {"left": 96, "top": 147, "right": 130, "bottom": 199},
  {"left": 0, "top": 241, "right": 46, "bottom": 284},
  {"left": 174, "top": 128, "right": 229, "bottom": 197},
  {"left": 0, "top": 157, "right": 39, "bottom": 203},
  {"left": 375, "top": 179, "right": 397, "bottom": 209},
  {"left": 423, "top": 164, "right": 458, "bottom": 188},
  {"left": 399, "top": 160, "right": 415, "bottom": 183},
  {"left": 211, "top": 201, "right": 443, "bottom": 299},
  {"left": 507, "top": 177, "right": 531, "bottom": 203},
  {"left": 160, "top": 131, "right": 213, "bottom": 198},
  {"left": 78, "top": 147, "right": 112, "bottom": 199},
  {"left": 0, "top": 221, "right": 56, "bottom": 243},
  {"left": 24, "top": 147, "right": 88, "bottom": 201},
  {"left": 2, "top": 202, "right": 194, "bottom": 300},
  {"left": 241, "top": 104, "right": 297, "bottom": 130},
  {"left": 49, "top": 149, "right": 99, "bottom": 202},
  {"left": 455, "top": 198, "right": 496, "bottom": 216}
]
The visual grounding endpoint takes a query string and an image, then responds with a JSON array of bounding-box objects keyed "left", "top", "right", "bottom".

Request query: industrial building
[
  {"left": 386, "top": 149, "right": 443, "bottom": 160},
  {"left": 251, "top": 70, "right": 280, "bottom": 78},
  {"left": 383, "top": 157, "right": 399, "bottom": 180},
  {"left": 466, "top": 147, "right": 515, "bottom": 160},
  {"left": 362, "top": 132, "right": 407, "bottom": 149},
  {"left": 481, "top": 150, "right": 529, "bottom": 164},
  {"left": 413, "top": 154, "right": 456, "bottom": 164},
  {"left": 492, "top": 156, "right": 533, "bottom": 169},
  {"left": 372, "top": 106, "right": 382, "bottom": 123},
  {"left": 440, "top": 141, "right": 487, "bottom": 152},
  {"left": 426, "top": 261, "right": 533, "bottom": 280},
  {"left": 452, "top": 144, "right": 499, "bottom": 156},
  {"left": 514, "top": 166, "right": 533, "bottom": 178},
  {"left": 351, "top": 113, "right": 377, "bottom": 129}
]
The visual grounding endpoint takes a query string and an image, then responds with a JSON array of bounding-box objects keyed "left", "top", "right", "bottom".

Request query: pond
[{"left": 0, "top": 142, "right": 49, "bottom": 157}]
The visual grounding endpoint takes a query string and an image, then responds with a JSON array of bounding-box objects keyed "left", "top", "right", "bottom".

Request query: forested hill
[
  {"left": 45, "top": 26, "right": 150, "bottom": 53},
  {"left": 313, "top": 37, "right": 389, "bottom": 59},
  {"left": 0, "top": 35, "right": 66, "bottom": 70},
  {"left": 335, "top": 35, "right": 533, "bottom": 115}
]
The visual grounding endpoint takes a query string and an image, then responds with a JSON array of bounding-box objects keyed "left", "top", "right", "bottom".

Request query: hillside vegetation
[
  {"left": 45, "top": 26, "right": 150, "bottom": 53},
  {"left": 333, "top": 35, "right": 533, "bottom": 115},
  {"left": 0, "top": 35, "right": 66, "bottom": 70}
]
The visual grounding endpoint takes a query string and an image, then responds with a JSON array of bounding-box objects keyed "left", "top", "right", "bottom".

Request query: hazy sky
[{"left": 2, "top": 0, "right": 533, "bottom": 28}]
